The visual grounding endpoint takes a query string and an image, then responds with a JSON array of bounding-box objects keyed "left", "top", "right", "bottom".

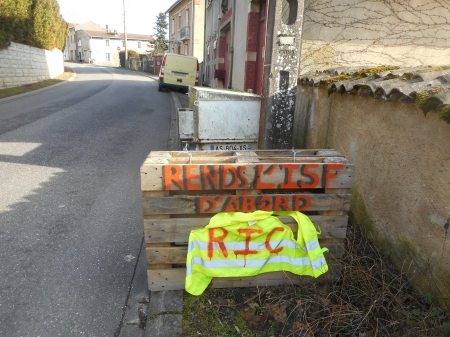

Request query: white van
[{"left": 158, "top": 54, "right": 199, "bottom": 92}]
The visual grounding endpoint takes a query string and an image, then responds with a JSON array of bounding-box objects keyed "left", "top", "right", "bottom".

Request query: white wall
[
  {"left": 0, "top": 42, "right": 64, "bottom": 90},
  {"left": 301, "top": 0, "right": 450, "bottom": 73}
]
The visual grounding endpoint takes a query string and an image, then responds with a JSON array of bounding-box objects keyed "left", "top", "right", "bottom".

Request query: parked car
[{"left": 158, "top": 53, "right": 199, "bottom": 92}]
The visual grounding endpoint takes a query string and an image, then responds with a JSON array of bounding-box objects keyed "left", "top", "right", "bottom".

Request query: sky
[{"left": 56, "top": 0, "right": 170, "bottom": 36}]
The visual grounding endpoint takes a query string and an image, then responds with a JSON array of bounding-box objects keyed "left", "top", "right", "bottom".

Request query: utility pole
[{"left": 123, "top": 0, "right": 128, "bottom": 62}]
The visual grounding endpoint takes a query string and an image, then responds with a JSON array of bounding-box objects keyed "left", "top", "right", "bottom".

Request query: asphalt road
[{"left": 0, "top": 64, "right": 174, "bottom": 336}]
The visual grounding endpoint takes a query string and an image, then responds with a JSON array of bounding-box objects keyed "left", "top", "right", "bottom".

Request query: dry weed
[{"left": 182, "top": 220, "right": 450, "bottom": 336}]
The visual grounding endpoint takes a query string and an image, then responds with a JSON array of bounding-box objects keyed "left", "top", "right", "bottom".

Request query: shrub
[
  {"left": 0, "top": 0, "right": 68, "bottom": 51},
  {"left": 119, "top": 49, "right": 140, "bottom": 67}
]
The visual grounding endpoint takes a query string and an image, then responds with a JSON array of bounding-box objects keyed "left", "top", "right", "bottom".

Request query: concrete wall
[
  {"left": 0, "top": 42, "right": 64, "bottom": 90},
  {"left": 293, "top": 85, "right": 450, "bottom": 310},
  {"left": 231, "top": 0, "right": 251, "bottom": 92},
  {"left": 300, "top": 0, "right": 450, "bottom": 74}
]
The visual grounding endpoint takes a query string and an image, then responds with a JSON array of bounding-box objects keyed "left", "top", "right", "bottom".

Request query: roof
[
  {"left": 298, "top": 66, "right": 450, "bottom": 124},
  {"left": 166, "top": 0, "right": 184, "bottom": 13},
  {"left": 83, "top": 30, "right": 154, "bottom": 41}
]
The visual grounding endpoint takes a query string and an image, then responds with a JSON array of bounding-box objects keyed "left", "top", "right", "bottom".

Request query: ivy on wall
[{"left": 0, "top": 0, "right": 68, "bottom": 51}]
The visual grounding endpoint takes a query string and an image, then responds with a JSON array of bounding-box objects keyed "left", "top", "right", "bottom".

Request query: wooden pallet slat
[
  {"left": 146, "top": 242, "right": 345, "bottom": 267},
  {"left": 144, "top": 215, "right": 348, "bottom": 243},
  {"left": 147, "top": 261, "right": 343, "bottom": 291},
  {"left": 142, "top": 193, "right": 351, "bottom": 215},
  {"left": 141, "top": 161, "right": 355, "bottom": 191}
]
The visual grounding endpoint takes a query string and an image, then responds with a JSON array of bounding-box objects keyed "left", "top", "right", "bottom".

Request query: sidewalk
[{"left": 143, "top": 87, "right": 186, "bottom": 337}]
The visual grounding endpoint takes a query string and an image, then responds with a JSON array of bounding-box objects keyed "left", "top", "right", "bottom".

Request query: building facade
[
  {"left": 202, "top": 0, "right": 267, "bottom": 95},
  {"left": 64, "top": 22, "right": 153, "bottom": 67},
  {"left": 166, "top": 0, "right": 205, "bottom": 62}
]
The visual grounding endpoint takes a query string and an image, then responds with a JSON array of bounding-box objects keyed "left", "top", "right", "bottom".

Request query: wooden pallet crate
[{"left": 140, "top": 149, "right": 355, "bottom": 291}]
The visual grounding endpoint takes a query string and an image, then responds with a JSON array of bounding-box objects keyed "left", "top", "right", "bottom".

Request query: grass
[
  {"left": 182, "top": 220, "right": 450, "bottom": 336},
  {"left": 0, "top": 67, "right": 74, "bottom": 99}
]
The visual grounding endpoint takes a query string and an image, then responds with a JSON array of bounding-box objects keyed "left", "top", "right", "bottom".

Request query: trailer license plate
[
  {"left": 173, "top": 72, "right": 186, "bottom": 77},
  {"left": 214, "top": 144, "right": 248, "bottom": 150}
]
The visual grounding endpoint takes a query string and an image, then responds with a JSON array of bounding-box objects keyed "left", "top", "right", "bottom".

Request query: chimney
[{"left": 114, "top": 30, "right": 117, "bottom": 35}]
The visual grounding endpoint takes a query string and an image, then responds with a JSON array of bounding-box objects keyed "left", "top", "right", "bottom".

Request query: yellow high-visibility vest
[{"left": 185, "top": 211, "right": 328, "bottom": 295}]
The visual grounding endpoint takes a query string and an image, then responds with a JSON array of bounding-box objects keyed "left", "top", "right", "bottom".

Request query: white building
[{"left": 65, "top": 22, "right": 154, "bottom": 67}]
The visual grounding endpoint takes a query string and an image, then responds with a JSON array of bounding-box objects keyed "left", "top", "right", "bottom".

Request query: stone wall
[
  {"left": 300, "top": 0, "right": 450, "bottom": 74},
  {"left": 0, "top": 42, "right": 64, "bottom": 90},
  {"left": 293, "top": 84, "right": 450, "bottom": 310}
]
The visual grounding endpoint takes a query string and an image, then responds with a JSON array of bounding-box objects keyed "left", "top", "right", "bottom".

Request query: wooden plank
[
  {"left": 249, "top": 150, "right": 344, "bottom": 157},
  {"left": 234, "top": 151, "right": 258, "bottom": 157},
  {"left": 144, "top": 215, "right": 348, "bottom": 243},
  {"left": 144, "top": 191, "right": 173, "bottom": 269},
  {"left": 146, "top": 156, "right": 334, "bottom": 165},
  {"left": 144, "top": 149, "right": 343, "bottom": 159},
  {"left": 148, "top": 151, "right": 173, "bottom": 158},
  {"left": 149, "top": 157, "right": 239, "bottom": 164},
  {"left": 320, "top": 239, "right": 346, "bottom": 259},
  {"left": 140, "top": 162, "right": 355, "bottom": 191},
  {"left": 142, "top": 193, "right": 351, "bottom": 215},
  {"left": 146, "top": 241, "right": 344, "bottom": 266},
  {"left": 146, "top": 246, "right": 188, "bottom": 265},
  {"left": 147, "top": 261, "right": 342, "bottom": 291},
  {"left": 322, "top": 188, "right": 351, "bottom": 216}
]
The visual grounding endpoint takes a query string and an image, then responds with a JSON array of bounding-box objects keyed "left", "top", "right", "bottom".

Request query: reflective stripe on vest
[{"left": 185, "top": 211, "right": 328, "bottom": 296}]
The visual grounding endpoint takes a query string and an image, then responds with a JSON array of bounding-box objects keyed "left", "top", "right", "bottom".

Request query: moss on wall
[{"left": 350, "top": 185, "right": 450, "bottom": 312}]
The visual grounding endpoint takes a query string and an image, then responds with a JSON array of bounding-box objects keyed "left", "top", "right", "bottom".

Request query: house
[
  {"left": 166, "top": 0, "right": 205, "bottom": 62},
  {"left": 65, "top": 22, "right": 105, "bottom": 62},
  {"left": 202, "top": 0, "right": 267, "bottom": 95},
  {"left": 64, "top": 22, "right": 154, "bottom": 66}
]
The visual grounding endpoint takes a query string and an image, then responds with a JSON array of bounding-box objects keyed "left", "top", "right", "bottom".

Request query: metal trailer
[{"left": 178, "top": 87, "right": 261, "bottom": 151}]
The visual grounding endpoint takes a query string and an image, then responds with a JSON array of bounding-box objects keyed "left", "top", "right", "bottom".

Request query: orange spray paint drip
[{"left": 234, "top": 228, "right": 263, "bottom": 266}]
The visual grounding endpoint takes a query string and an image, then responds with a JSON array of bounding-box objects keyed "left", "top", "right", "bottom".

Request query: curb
[
  {"left": 114, "top": 67, "right": 159, "bottom": 81},
  {"left": 144, "top": 89, "right": 184, "bottom": 337},
  {"left": 0, "top": 69, "right": 77, "bottom": 103}
]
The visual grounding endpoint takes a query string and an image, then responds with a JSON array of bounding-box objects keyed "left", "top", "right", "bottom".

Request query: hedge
[
  {"left": 0, "top": 0, "right": 68, "bottom": 51},
  {"left": 119, "top": 49, "right": 141, "bottom": 67}
]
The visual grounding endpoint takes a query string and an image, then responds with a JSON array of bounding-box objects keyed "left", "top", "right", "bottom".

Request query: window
[
  {"left": 172, "top": 18, "right": 175, "bottom": 34},
  {"left": 122, "top": 40, "right": 125, "bottom": 47},
  {"left": 184, "top": 44, "right": 188, "bottom": 55},
  {"left": 138, "top": 42, "right": 141, "bottom": 48},
  {"left": 186, "top": 9, "right": 189, "bottom": 26},
  {"left": 178, "top": 14, "right": 181, "bottom": 29},
  {"left": 280, "top": 71, "right": 289, "bottom": 91},
  {"left": 106, "top": 40, "right": 110, "bottom": 46},
  {"left": 221, "top": 0, "right": 228, "bottom": 14},
  {"left": 281, "top": 0, "right": 298, "bottom": 25},
  {"left": 106, "top": 53, "right": 110, "bottom": 61}
]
